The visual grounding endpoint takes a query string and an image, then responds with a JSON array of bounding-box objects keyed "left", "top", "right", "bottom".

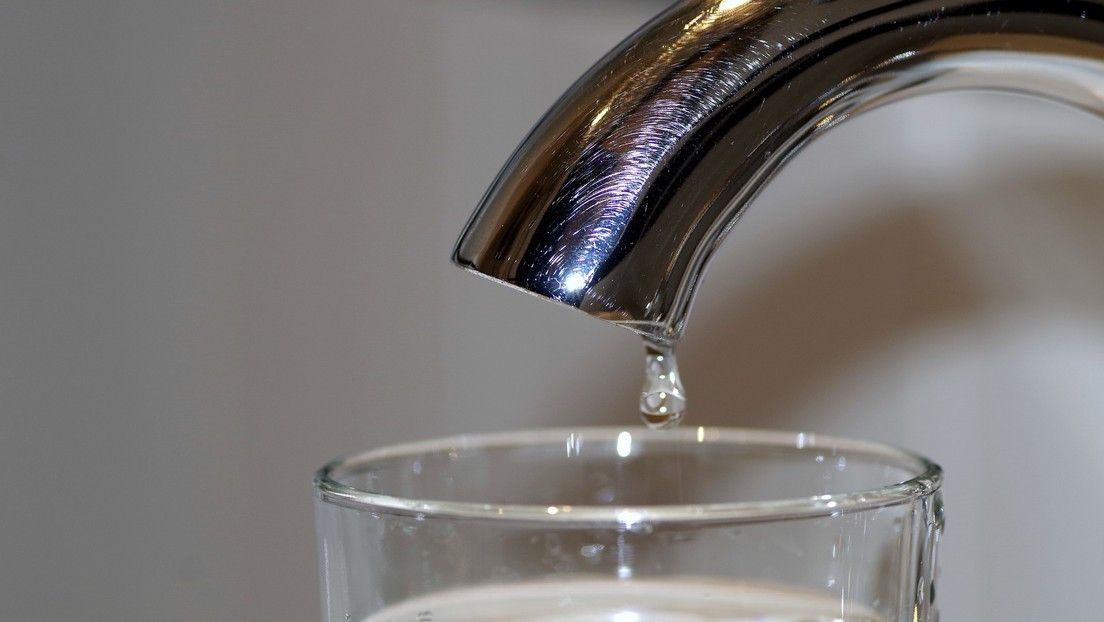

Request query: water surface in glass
[{"left": 362, "top": 578, "right": 882, "bottom": 621}]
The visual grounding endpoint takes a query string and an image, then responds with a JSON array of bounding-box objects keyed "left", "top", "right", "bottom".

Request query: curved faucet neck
[{"left": 454, "top": 0, "right": 1104, "bottom": 343}]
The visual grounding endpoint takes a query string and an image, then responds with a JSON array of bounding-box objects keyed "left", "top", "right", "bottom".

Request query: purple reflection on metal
[{"left": 518, "top": 6, "right": 773, "bottom": 303}]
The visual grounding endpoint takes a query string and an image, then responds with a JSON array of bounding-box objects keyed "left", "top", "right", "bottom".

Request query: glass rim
[{"left": 314, "top": 426, "right": 942, "bottom": 527}]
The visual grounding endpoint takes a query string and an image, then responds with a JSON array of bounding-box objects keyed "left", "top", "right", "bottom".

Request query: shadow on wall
[
  {"left": 568, "top": 166, "right": 1104, "bottom": 429},
  {"left": 682, "top": 205, "right": 984, "bottom": 430}
]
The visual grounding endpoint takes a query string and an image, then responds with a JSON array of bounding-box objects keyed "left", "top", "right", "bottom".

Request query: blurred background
[{"left": 4, "top": 1, "right": 1104, "bottom": 620}]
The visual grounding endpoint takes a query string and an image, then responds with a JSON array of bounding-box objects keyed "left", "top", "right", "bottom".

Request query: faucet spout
[{"left": 453, "top": 0, "right": 1104, "bottom": 343}]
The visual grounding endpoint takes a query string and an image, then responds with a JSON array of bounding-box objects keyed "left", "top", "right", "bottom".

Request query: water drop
[{"left": 639, "top": 339, "right": 686, "bottom": 429}]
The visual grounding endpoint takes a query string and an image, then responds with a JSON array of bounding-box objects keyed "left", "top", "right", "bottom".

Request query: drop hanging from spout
[{"left": 640, "top": 339, "right": 687, "bottom": 429}]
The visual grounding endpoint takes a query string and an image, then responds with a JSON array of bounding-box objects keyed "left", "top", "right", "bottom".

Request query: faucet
[{"left": 454, "top": 0, "right": 1104, "bottom": 344}]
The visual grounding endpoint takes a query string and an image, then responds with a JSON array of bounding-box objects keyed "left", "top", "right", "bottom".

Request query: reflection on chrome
[{"left": 455, "top": 0, "right": 1104, "bottom": 342}]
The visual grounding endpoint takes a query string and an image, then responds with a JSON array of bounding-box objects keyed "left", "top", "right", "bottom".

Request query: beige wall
[{"left": 3, "top": 1, "right": 1103, "bottom": 620}]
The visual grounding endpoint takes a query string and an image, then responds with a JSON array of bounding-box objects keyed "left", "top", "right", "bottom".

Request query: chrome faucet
[{"left": 454, "top": 0, "right": 1104, "bottom": 344}]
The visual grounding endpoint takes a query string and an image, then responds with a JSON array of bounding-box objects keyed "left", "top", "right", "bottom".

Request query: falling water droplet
[{"left": 640, "top": 339, "right": 686, "bottom": 429}]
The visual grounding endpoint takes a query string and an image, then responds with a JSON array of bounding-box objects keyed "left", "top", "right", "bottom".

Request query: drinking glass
[{"left": 314, "top": 427, "right": 943, "bottom": 621}]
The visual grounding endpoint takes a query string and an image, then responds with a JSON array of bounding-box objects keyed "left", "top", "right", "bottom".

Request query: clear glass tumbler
[{"left": 314, "top": 427, "right": 943, "bottom": 621}]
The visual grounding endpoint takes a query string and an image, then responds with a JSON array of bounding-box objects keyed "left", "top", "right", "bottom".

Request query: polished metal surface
[{"left": 454, "top": 0, "right": 1104, "bottom": 343}]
